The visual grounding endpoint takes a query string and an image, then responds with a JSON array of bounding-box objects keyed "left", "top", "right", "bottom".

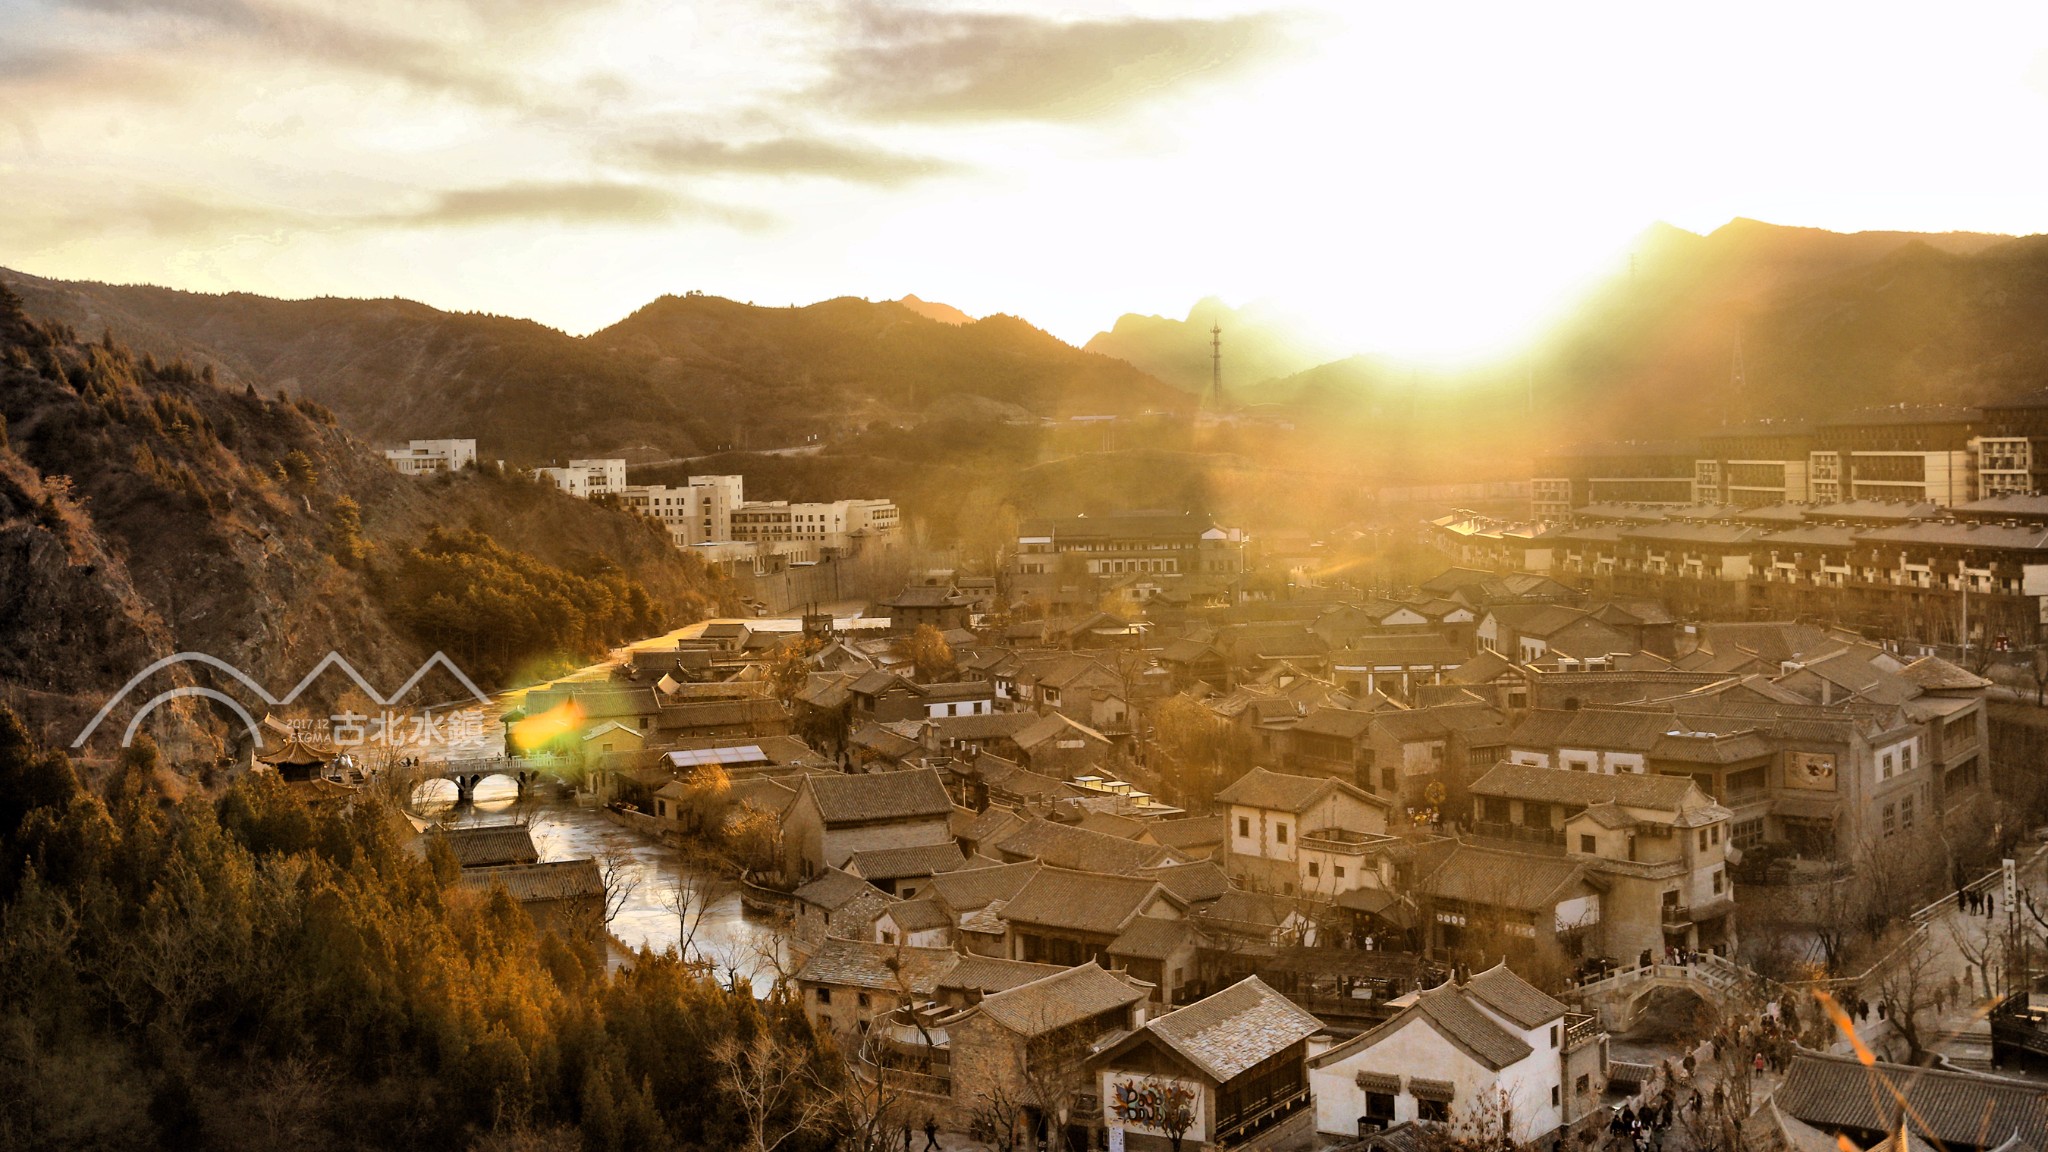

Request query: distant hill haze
[
  {"left": 13, "top": 215, "right": 2048, "bottom": 478},
  {"left": 897, "top": 294, "right": 974, "bottom": 325},
  {"left": 2, "top": 272, "right": 1189, "bottom": 463},
  {"left": 1084, "top": 296, "right": 1335, "bottom": 396}
]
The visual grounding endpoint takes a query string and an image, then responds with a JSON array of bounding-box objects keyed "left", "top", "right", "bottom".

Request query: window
[
  {"left": 1238, "top": 816, "right": 1250, "bottom": 837},
  {"left": 1712, "top": 869, "right": 1725, "bottom": 896},
  {"left": 1308, "top": 861, "right": 1321, "bottom": 879},
  {"left": 1418, "top": 1099, "right": 1450, "bottom": 1123},
  {"left": 1282, "top": 882, "right": 1295, "bottom": 895},
  {"left": 1549, "top": 1024, "right": 1560, "bottom": 1048},
  {"left": 1381, "top": 766, "right": 1397, "bottom": 792},
  {"left": 857, "top": 992, "right": 871, "bottom": 1008},
  {"left": 1712, "top": 825, "right": 1721, "bottom": 845},
  {"left": 1902, "top": 743, "right": 1915, "bottom": 773},
  {"left": 1882, "top": 803, "right": 1897, "bottom": 837},
  {"left": 1335, "top": 865, "right": 1346, "bottom": 879},
  {"left": 1881, "top": 752, "right": 1896, "bottom": 781},
  {"left": 1551, "top": 1085, "right": 1560, "bottom": 1107},
  {"left": 881, "top": 930, "right": 897, "bottom": 945},
  {"left": 1734, "top": 818, "right": 1765, "bottom": 848},
  {"left": 1576, "top": 1074, "right": 1590, "bottom": 1096},
  {"left": 816, "top": 987, "right": 832, "bottom": 1004},
  {"left": 1365, "top": 1093, "right": 1396, "bottom": 1123},
  {"left": 1580, "top": 834, "right": 1597, "bottom": 854},
  {"left": 1698, "top": 829, "right": 1708, "bottom": 851},
  {"left": 1276, "top": 823, "right": 1289, "bottom": 845},
  {"left": 1901, "top": 795, "right": 1915, "bottom": 831}
]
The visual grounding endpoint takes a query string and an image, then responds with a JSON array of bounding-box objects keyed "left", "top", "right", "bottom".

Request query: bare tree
[
  {"left": 1872, "top": 927, "right": 1941, "bottom": 1063},
  {"left": 711, "top": 1031, "right": 837, "bottom": 1152},
  {"left": 1949, "top": 909, "right": 2002, "bottom": 1000},
  {"left": 664, "top": 870, "right": 715, "bottom": 970},
  {"left": 591, "top": 848, "right": 640, "bottom": 933},
  {"left": 835, "top": 1029, "right": 911, "bottom": 1152},
  {"left": 1019, "top": 1014, "right": 1096, "bottom": 1152},
  {"left": 971, "top": 1084, "right": 1027, "bottom": 1152}
]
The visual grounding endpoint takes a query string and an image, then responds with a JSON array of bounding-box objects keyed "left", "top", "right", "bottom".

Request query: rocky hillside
[
  {"left": 0, "top": 280, "right": 728, "bottom": 759},
  {"left": 2, "top": 272, "right": 1189, "bottom": 463}
]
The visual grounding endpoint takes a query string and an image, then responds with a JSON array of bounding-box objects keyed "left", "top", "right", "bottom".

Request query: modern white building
[
  {"left": 536, "top": 458, "right": 628, "bottom": 499},
  {"left": 384, "top": 439, "right": 477, "bottom": 475}
]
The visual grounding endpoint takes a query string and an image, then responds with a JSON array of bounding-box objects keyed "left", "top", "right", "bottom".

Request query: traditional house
[
  {"left": 1092, "top": 977, "right": 1322, "bottom": 1152},
  {"left": 790, "top": 867, "right": 894, "bottom": 950},
  {"left": 457, "top": 859, "right": 605, "bottom": 943},
  {"left": 1775, "top": 1050, "right": 2048, "bottom": 1151},
  {"left": 945, "top": 963, "right": 1155, "bottom": 1145},
  {"left": 1309, "top": 964, "right": 1603, "bottom": 1145},
  {"left": 1215, "top": 767, "right": 1390, "bottom": 896},
  {"left": 781, "top": 767, "right": 956, "bottom": 880},
  {"left": 1467, "top": 761, "right": 1737, "bottom": 958},
  {"left": 795, "top": 937, "right": 960, "bottom": 1039},
  {"left": 999, "top": 865, "right": 1187, "bottom": 967},
  {"left": 843, "top": 841, "right": 973, "bottom": 898}
]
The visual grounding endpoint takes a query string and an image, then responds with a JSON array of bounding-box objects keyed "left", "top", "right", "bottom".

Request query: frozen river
[{"left": 425, "top": 782, "right": 789, "bottom": 993}]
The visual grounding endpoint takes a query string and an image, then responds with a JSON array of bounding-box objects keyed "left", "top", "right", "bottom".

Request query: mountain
[
  {"left": 0, "top": 280, "right": 726, "bottom": 756},
  {"left": 897, "top": 294, "right": 973, "bottom": 325},
  {"left": 1529, "top": 217, "right": 2030, "bottom": 436},
  {"left": 1084, "top": 297, "right": 1335, "bottom": 396},
  {"left": 2, "top": 272, "right": 1188, "bottom": 463}
]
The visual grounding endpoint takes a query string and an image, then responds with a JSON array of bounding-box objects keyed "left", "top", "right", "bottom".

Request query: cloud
[
  {"left": 815, "top": 3, "right": 1298, "bottom": 122},
  {"left": 59, "top": 0, "right": 529, "bottom": 105},
  {"left": 0, "top": 180, "right": 764, "bottom": 249},
  {"left": 387, "top": 181, "right": 770, "bottom": 229},
  {"left": 612, "top": 132, "right": 962, "bottom": 185}
]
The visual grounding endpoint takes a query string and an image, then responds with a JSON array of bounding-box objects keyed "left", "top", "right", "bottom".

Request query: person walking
[{"left": 923, "top": 1116, "right": 940, "bottom": 1152}]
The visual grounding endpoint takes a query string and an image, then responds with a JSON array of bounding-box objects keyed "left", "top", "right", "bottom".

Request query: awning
[
  {"left": 1409, "top": 1078, "right": 1455, "bottom": 1102},
  {"left": 1354, "top": 1071, "right": 1402, "bottom": 1094}
]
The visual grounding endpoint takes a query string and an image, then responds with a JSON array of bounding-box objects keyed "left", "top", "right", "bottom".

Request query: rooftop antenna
[{"left": 1210, "top": 321, "right": 1223, "bottom": 409}]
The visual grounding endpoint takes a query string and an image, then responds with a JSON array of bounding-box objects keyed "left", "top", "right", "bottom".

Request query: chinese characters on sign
[{"left": 289, "top": 708, "right": 489, "bottom": 749}]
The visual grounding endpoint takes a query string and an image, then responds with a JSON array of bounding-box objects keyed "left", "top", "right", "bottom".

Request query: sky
[{"left": 7, "top": 0, "right": 2048, "bottom": 361}]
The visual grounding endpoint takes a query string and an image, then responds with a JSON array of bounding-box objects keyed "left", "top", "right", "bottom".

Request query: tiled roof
[
  {"left": 1145, "top": 815, "right": 1227, "bottom": 854},
  {"left": 926, "top": 859, "right": 1041, "bottom": 913},
  {"left": 977, "top": 961, "right": 1146, "bottom": 1036},
  {"left": 1139, "top": 976, "right": 1322, "bottom": 1082},
  {"left": 930, "top": 712, "right": 1041, "bottom": 741},
  {"left": 936, "top": 955, "right": 1067, "bottom": 995},
  {"left": 1775, "top": 1050, "right": 2048, "bottom": 1149},
  {"left": 1898, "top": 655, "right": 1993, "bottom": 691},
  {"left": 990, "top": 818, "right": 1180, "bottom": 874},
  {"left": 1290, "top": 708, "right": 1378, "bottom": 740},
  {"left": 804, "top": 768, "right": 953, "bottom": 824},
  {"left": 458, "top": 859, "right": 603, "bottom": 903},
  {"left": 1468, "top": 760, "right": 1707, "bottom": 815},
  {"left": 793, "top": 936, "right": 959, "bottom": 994},
  {"left": 882, "top": 897, "right": 952, "bottom": 932},
  {"left": 793, "top": 866, "right": 893, "bottom": 912},
  {"left": 1415, "top": 845, "right": 1591, "bottom": 913},
  {"left": 1214, "top": 767, "right": 1386, "bottom": 814},
  {"left": 430, "top": 823, "right": 539, "bottom": 868},
  {"left": 1447, "top": 650, "right": 1516, "bottom": 685},
  {"left": 844, "top": 841, "right": 968, "bottom": 881},
  {"left": 1108, "top": 915, "right": 1196, "bottom": 960},
  {"left": 1463, "top": 961, "right": 1568, "bottom": 1028},
  {"left": 998, "top": 865, "right": 1174, "bottom": 936},
  {"left": 1138, "top": 861, "right": 1232, "bottom": 904},
  {"left": 974, "top": 753, "right": 1079, "bottom": 800},
  {"left": 1317, "top": 981, "right": 1532, "bottom": 1073}
]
